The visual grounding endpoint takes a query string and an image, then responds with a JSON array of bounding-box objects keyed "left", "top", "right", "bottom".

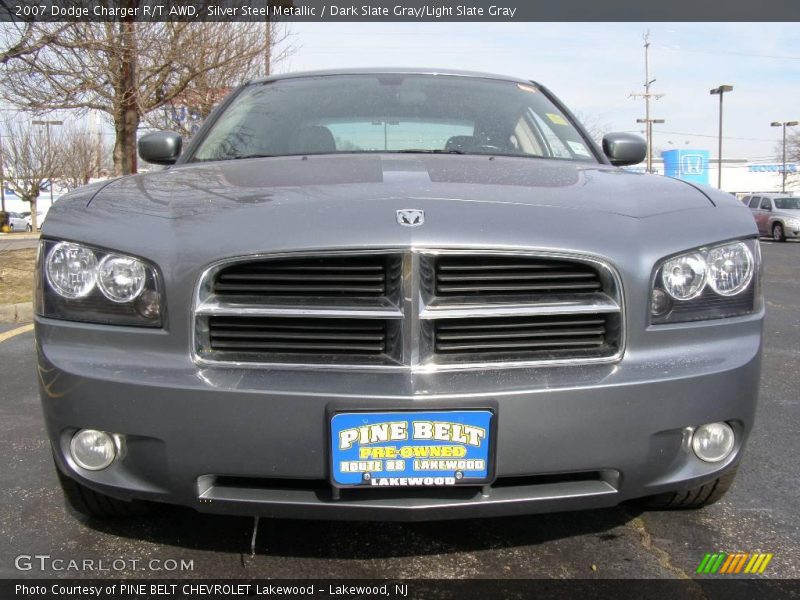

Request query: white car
[
  {"left": 21, "top": 211, "right": 44, "bottom": 231},
  {"left": 6, "top": 211, "right": 31, "bottom": 232}
]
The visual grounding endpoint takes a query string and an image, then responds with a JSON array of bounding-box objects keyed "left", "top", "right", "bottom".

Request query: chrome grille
[{"left": 194, "top": 250, "right": 624, "bottom": 369}]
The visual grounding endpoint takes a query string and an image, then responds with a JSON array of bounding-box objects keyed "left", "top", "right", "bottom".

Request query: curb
[
  {"left": 0, "top": 302, "right": 33, "bottom": 323},
  {"left": 0, "top": 233, "right": 40, "bottom": 240}
]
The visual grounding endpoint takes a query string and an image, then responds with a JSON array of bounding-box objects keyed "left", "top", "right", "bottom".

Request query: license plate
[{"left": 330, "top": 410, "right": 494, "bottom": 488}]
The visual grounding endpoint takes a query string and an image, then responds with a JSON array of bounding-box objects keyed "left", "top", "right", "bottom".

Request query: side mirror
[
  {"left": 138, "top": 131, "right": 182, "bottom": 165},
  {"left": 602, "top": 132, "right": 647, "bottom": 167}
]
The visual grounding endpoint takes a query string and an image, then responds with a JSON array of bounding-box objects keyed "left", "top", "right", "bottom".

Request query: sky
[{"left": 272, "top": 22, "right": 800, "bottom": 161}]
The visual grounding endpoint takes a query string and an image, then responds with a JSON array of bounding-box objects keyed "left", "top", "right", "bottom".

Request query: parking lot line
[{"left": 0, "top": 323, "right": 34, "bottom": 343}]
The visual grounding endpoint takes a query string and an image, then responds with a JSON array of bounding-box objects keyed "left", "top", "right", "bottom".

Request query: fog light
[
  {"left": 692, "top": 422, "right": 735, "bottom": 463},
  {"left": 70, "top": 429, "right": 117, "bottom": 471}
]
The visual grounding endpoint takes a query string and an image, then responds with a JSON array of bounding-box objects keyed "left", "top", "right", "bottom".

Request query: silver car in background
[{"left": 745, "top": 193, "right": 800, "bottom": 241}]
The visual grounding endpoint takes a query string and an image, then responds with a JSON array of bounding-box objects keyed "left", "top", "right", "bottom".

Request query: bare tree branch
[
  {"left": 0, "top": 118, "right": 60, "bottom": 230},
  {"left": 0, "top": 21, "right": 294, "bottom": 175}
]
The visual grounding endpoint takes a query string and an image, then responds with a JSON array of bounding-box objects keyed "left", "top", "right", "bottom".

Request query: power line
[
  {"left": 662, "top": 46, "right": 800, "bottom": 62},
  {"left": 622, "top": 129, "right": 776, "bottom": 143}
]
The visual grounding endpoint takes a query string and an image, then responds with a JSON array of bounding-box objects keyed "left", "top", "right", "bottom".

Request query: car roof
[{"left": 252, "top": 68, "right": 537, "bottom": 87}]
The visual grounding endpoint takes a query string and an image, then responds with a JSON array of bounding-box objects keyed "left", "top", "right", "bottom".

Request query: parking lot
[{"left": 0, "top": 241, "right": 797, "bottom": 580}]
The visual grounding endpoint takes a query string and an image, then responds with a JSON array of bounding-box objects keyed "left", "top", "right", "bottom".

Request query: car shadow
[{"left": 78, "top": 503, "right": 643, "bottom": 559}]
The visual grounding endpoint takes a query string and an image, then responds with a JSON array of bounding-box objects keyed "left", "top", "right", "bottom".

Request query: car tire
[
  {"left": 639, "top": 466, "right": 738, "bottom": 510},
  {"left": 26, "top": 224, "right": 32, "bottom": 232},
  {"left": 55, "top": 463, "right": 150, "bottom": 518},
  {"left": 772, "top": 223, "right": 786, "bottom": 242}
]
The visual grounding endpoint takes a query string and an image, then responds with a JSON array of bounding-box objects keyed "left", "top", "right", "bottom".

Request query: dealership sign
[
  {"left": 662, "top": 149, "right": 710, "bottom": 185},
  {"left": 748, "top": 164, "right": 798, "bottom": 173}
]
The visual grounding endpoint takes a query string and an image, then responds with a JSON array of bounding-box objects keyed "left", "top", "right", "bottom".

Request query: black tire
[
  {"left": 640, "top": 466, "right": 738, "bottom": 510},
  {"left": 26, "top": 224, "right": 32, "bottom": 232},
  {"left": 55, "top": 464, "right": 149, "bottom": 518},
  {"left": 773, "top": 223, "right": 786, "bottom": 242}
]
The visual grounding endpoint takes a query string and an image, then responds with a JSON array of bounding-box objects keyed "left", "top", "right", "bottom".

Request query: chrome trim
[
  {"left": 420, "top": 295, "right": 620, "bottom": 320},
  {"left": 192, "top": 248, "right": 626, "bottom": 371},
  {"left": 196, "top": 301, "right": 403, "bottom": 320}
]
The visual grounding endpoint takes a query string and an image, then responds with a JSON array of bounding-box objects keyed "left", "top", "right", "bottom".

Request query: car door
[
  {"left": 8, "top": 212, "right": 21, "bottom": 230},
  {"left": 759, "top": 197, "right": 773, "bottom": 234},
  {"left": 747, "top": 197, "right": 762, "bottom": 233}
]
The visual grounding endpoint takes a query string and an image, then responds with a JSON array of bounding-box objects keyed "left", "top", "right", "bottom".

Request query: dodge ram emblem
[{"left": 396, "top": 209, "right": 425, "bottom": 227}]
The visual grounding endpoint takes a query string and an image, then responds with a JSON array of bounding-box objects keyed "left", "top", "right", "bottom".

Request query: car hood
[{"left": 88, "top": 154, "right": 713, "bottom": 220}]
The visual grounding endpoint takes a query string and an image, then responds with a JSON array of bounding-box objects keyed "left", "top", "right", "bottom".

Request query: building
[{"left": 625, "top": 148, "right": 799, "bottom": 196}]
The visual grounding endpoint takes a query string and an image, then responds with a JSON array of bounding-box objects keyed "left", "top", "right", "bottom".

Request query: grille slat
[
  {"left": 208, "top": 316, "right": 388, "bottom": 356},
  {"left": 433, "top": 314, "right": 614, "bottom": 357},
  {"left": 214, "top": 256, "right": 394, "bottom": 297},
  {"left": 434, "top": 256, "right": 602, "bottom": 297}
]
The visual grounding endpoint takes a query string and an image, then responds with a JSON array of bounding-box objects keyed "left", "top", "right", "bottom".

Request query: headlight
[
  {"left": 36, "top": 240, "right": 163, "bottom": 327},
  {"left": 97, "top": 255, "right": 147, "bottom": 302},
  {"left": 45, "top": 242, "right": 98, "bottom": 299},
  {"left": 706, "top": 242, "right": 753, "bottom": 296},
  {"left": 651, "top": 239, "right": 760, "bottom": 324},
  {"left": 661, "top": 252, "right": 706, "bottom": 300}
]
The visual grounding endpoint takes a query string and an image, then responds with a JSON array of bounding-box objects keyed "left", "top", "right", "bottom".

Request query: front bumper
[{"left": 37, "top": 313, "right": 762, "bottom": 521}]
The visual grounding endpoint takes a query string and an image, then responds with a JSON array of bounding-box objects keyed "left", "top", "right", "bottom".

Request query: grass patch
[{"left": 0, "top": 248, "right": 37, "bottom": 304}]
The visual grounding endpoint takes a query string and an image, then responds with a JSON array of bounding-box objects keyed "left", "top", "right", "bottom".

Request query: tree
[
  {"left": 0, "top": 22, "right": 70, "bottom": 65},
  {"left": 782, "top": 129, "right": 800, "bottom": 188},
  {"left": 0, "top": 20, "right": 292, "bottom": 176},
  {"left": 58, "top": 125, "right": 111, "bottom": 191},
  {"left": 572, "top": 111, "right": 612, "bottom": 144},
  {"left": 0, "top": 119, "right": 60, "bottom": 231}
]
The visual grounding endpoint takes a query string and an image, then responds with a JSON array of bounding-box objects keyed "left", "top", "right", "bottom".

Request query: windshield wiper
[
  {"left": 394, "top": 149, "right": 466, "bottom": 155},
  {"left": 228, "top": 153, "right": 278, "bottom": 160}
]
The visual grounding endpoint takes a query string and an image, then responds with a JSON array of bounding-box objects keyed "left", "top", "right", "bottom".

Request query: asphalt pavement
[{"left": 0, "top": 241, "right": 797, "bottom": 580}]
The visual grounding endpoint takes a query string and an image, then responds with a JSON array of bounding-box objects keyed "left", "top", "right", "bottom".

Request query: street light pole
[
  {"left": 771, "top": 120, "right": 799, "bottom": 193},
  {"left": 637, "top": 118, "right": 665, "bottom": 173},
  {"left": 31, "top": 119, "right": 63, "bottom": 204},
  {"left": 709, "top": 85, "right": 733, "bottom": 189}
]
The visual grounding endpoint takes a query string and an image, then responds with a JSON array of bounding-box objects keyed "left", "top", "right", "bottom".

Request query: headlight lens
[
  {"left": 651, "top": 239, "right": 760, "bottom": 324},
  {"left": 661, "top": 252, "right": 706, "bottom": 300},
  {"left": 98, "top": 255, "right": 147, "bottom": 302},
  {"left": 706, "top": 242, "right": 753, "bottom": 296},
  {"left": 36, "top": 240, "right": 163, "bottom": 327},
  {"left": 45, "top": 242, "right": 98, "bottom": 299}
]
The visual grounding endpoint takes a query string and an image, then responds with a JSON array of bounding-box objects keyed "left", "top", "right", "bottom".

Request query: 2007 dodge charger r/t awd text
[{"left": 35, "top": 69, "right": 762, "bottom": 521}]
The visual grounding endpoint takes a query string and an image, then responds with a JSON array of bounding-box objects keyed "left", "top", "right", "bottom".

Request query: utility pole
[
  {"left": 630, "top": 32, "right": 665, "bottom": 173},
  {"left": 0, "top": 136, "right": 5, "bottom": 212},
  {"left": 709, "top": 85, "right": 733, "bottom": 189},
  {"left": 771, "top": 120, "right": 798, "bottom": 193}
]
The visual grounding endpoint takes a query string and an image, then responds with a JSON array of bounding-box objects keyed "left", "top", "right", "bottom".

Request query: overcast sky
[{"left": 275, "top": 22, "right": 800, "bottom": 161}]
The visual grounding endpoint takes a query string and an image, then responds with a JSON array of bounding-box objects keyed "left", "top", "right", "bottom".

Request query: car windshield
[
  {"left": 774, "top": 197, "right": 800, "bottom": 210},
  {"left": 191, "top": 74, "right": 597, "bottom": 163}
]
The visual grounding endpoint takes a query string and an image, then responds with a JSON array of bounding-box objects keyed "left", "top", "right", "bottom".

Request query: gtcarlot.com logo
[
  {"left": 14, "top": 554, "right": 194, "bottom": 572},
  {"left": 696, "top": 551, "right": 773, "bottom": 574}
]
